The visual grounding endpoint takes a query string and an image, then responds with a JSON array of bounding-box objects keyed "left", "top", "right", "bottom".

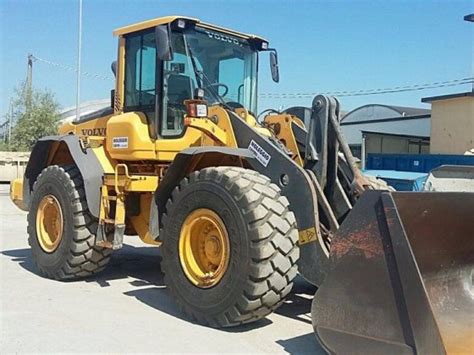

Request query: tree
[{"left": 8, "top": 83, "right": 60, "bottom": 151}]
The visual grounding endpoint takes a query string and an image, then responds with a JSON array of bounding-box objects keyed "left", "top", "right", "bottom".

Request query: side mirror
[
  {"left": 110, "top": 89, "right": 115, "bottom": 109},
  {"left": 155, "top": 25, "right": 173, "bottom": 61},
  {"left": 270, "top": 50, "right": 279, "bottom": 83},
  {"left": 111, "top": 61, "right": 117, "bottom": 78}
]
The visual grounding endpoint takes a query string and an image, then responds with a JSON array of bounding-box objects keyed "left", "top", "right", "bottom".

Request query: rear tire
[
  {"left": 160, "top": 167, "right": 299, "bottom": 327},
  {"left": 27, "top": 165, "right": 112, "bottom": 280}
]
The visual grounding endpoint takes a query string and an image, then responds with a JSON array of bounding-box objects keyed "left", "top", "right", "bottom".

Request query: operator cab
[{"left": 113, "top": 16, "right": 279, "bottom": 139}]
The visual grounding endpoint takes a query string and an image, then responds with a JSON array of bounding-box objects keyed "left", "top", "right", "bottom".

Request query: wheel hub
[
  {"left": 205, "top": 235, "right": 221, "bottom": 260},
  {"left": 36, "top": 194, "right": 64, "bottom": 253},
  {"left": 179, "top": 209, "right": 230, "bottom": 288}
]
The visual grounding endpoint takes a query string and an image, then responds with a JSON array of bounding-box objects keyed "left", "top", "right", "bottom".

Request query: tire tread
[
  {"left": 27, "top": 165, "right": 111, "bottom": 280},
  {"left": 161, "top": 166, "right": 299, "bottom": 327}
]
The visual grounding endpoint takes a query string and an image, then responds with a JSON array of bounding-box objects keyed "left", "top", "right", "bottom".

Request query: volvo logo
[
  {"left": 204, "top": 30, "right": 242, "bottom": 47},
  {"left": 81, "top": 128, "right": 106, "bottom": 136}
]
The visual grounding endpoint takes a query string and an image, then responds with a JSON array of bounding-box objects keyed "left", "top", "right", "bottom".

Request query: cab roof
[{"left": 113, "top": 16, "right": 267, "bottom": 43}]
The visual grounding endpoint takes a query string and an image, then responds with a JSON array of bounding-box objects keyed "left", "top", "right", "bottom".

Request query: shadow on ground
[
  {"left": 273, "top": 278, "right": 327, "bottom": 354},
  {"left": 2, "top": 244, "right": 325, "bottom": 352},
  {"left": 91, "top": 244, "right": 163, "bottom": 288},
  {"left": 1, "top": 244, "right": 163, "bottom": 287},
  {"left": 277, "top": 332, "right": 326, "bottom": 355},
  {"left": 2, "top": 247, "right": 36, "bottom": 274},
  {"left": 276, "top": 276, "right": 317, "bottom": 325}
]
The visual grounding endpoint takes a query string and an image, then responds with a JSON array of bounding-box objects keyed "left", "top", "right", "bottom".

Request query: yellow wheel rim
[
  {"left": 36, "top": 194, "right": 64, "bottom": 253},
  {"left": 179, "top": 208, "right": 230, "bottom": 288}
]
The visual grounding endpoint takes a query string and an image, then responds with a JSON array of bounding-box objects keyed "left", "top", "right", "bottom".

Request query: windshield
[
  {"left": 172, "top": 27, "right": 258, "bottom": 113},
  {"left": 160, "top": 27, "right": 258, "bottom": 136}
]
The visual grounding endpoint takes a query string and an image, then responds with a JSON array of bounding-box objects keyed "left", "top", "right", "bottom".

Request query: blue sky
[{"left": 0, "top": 0, "right": 472, "bottom": 119}]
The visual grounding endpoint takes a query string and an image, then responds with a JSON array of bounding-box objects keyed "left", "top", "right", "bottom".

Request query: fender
[
  {"left": 23, "top": 135, "right": 104, "bottom": 217},
  {"left": 149, "top": 146, "right": 255, "bottom": 239}
]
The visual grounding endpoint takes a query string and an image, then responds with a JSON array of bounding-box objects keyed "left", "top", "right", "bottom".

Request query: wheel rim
[
  {"left": 179, "top": 208, "right": 230, "bottom": 288},
  {"left": 36, "top": 194, "right": 64, "bottom": 253}
]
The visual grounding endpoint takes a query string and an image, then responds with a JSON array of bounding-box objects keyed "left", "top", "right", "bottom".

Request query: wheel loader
[{"left": 9, "top": 16, "right": 473, "bottom": 354}]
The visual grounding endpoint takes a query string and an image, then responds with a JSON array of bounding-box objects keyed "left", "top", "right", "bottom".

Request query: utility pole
[
  {"left": 27, "top": 54, "right": 33, "bottom": 92},
  {"left": 75, "top": 0, "right": 83, "bottom": 121},
  {"left": 465, "top": 14, "right": 474, "bottom": 92},
  {"left": 26, "top": 54, "right": 34, "bottom": 111},
  {"left": 8, "top": 100, "right": 12, "bottom": 147}
]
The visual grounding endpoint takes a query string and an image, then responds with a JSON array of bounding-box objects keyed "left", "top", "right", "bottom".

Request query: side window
[
  {"left": 124, "top": 31, "right": 156, "bottom": 109},
  {"left": 161, "top": 33, "right": 196, "bottom": 137}
]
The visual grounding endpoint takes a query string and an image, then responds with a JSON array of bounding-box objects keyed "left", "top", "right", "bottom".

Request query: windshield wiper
[{"left": 183, "top": 34, "right": 231, "bottom": 109}]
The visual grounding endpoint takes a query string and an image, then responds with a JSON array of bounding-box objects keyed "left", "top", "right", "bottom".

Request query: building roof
[
  {"left": 361, "top": 130, "right": 430, "bottom": 140},
  {"left": 341, "top": 104, "right": 430, "bottom": 125},
  {"left": 421, "top": 91, "right": 474, "bottom": 103},
  {"left": 376, "top": 105, "right": 430, "bottom": 117},
  {"left": 340, "top": 104, "right": 431, "bottom": 145},
  {"left": 60, "top": 99, "right": 110, "bottom": 123}
]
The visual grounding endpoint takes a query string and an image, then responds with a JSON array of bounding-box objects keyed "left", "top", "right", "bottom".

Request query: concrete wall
[
  {"left": 430, "top": 96, "right": 474, "bottom": 154},
  {"left": 0, "top": 151, "right": 30, "bottom": 182}
]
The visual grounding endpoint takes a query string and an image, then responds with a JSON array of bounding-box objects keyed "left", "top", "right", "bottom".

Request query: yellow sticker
[{"left": 298, "top": 227, "right": 318, "bottom": 245}]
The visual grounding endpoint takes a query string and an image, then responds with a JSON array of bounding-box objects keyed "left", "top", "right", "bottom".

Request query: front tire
[
  {"left": 160, "top": 167, "right": 299, "bottom": 327},
  {"left": 27, "top": 165, "right": 112, "bottom": 280}
]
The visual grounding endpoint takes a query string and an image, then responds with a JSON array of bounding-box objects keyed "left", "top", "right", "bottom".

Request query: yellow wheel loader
[{"left": 9, "top": 16, "right": 473, "bottom": 354}]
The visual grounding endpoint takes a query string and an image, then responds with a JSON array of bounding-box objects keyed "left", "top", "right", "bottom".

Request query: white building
[
  {"left": 59, "top": 99, "right": 110, "bottom": 123},
  {"left": 341, "top": 104, "right": 431, "bottom": 159}
]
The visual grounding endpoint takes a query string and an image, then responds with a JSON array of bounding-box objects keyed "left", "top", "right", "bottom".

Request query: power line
[
  {"left": 0, "top": 75, "right": 472, "bottom": 131},
  {"left": 259, "top": 77, "right": 474, "bottom": 99},
  {"left": 30, "top": 55, "right": 114, "bottom": 81},
  {"left": 27, "top": 54, "right": 473, "bottom": 98}
]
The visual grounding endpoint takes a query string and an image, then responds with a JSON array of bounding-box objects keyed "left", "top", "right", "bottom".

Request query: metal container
[
  {"left": 367, "top": 153, "right": 474, "bottom": 173},
  {"left": 363, "top": 169, "right": 427, "bottom": 191}
]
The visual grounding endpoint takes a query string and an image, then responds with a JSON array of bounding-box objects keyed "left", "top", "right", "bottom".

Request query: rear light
[{"left": 185, "top": 99, "right": 208, "bottom": 118}]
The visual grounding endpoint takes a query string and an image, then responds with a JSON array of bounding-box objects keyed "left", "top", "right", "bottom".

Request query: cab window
[
  {"left": 160, "top": 32, "right": 197, "bottom": 137},
  {"left": 124, "top": 31, "right": 156, "bottom": 109}
]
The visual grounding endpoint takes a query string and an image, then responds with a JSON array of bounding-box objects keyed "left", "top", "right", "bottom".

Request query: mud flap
[{"left": 312, "top": 191, "right": 474, "bottom": 355}]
